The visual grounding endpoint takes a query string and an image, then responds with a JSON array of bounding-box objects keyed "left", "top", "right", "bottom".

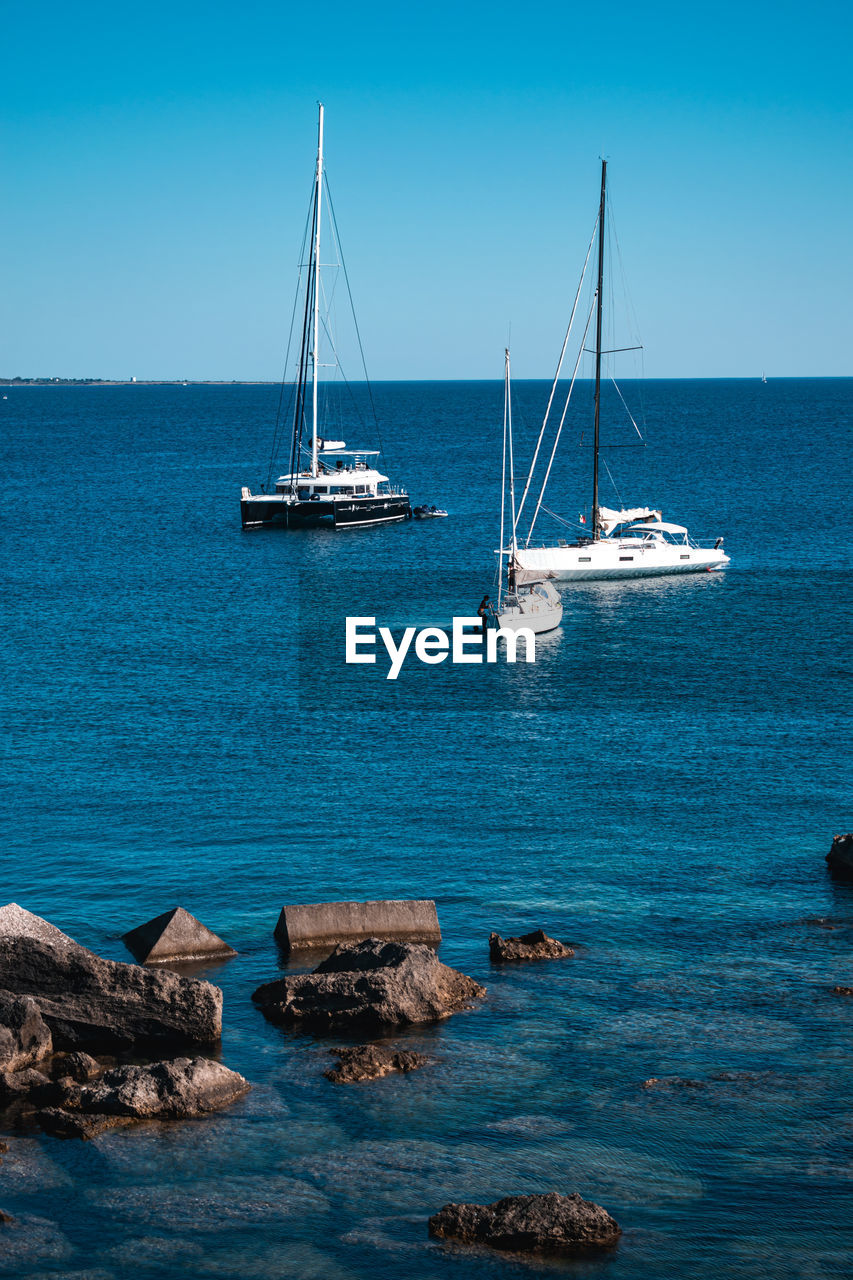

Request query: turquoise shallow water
[{"left": 0, "top": 378, "right": 851, "bottom": 1278}]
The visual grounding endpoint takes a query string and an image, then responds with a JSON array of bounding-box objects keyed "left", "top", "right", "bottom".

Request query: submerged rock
[
  {"left": 0, "top": 992, "right": 53, "bottom": 1071},
  {"left": 122, "top": 907, "right": 237, "bottom": 966},
  {"left": 428, "top": 1192, "right": 621, "bottom": 1255},
  {"left": 0, "top": 932, "right": 222, "bottom": 1052},
  {"left": 253, "top": 938, "right": 485, "bottom": 1031},
  {"left": 832, "top": 985, "right": 853, "bottom": 996},
  {"left": 489, "top": 930, "right": 574, "bottom": 963},
  {"left": 36, "top": 1057, "right": 250, "bottom": 1139},
  {"left": 324, "top": 1044, "right": 428, "bottom": 1083},
  {"left": 826, "top": 833, "right": 853, "bottom": 881}
]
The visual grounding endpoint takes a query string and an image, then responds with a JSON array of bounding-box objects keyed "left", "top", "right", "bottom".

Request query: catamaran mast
[
  {"left": 310, "top": 103, "right": 325, "bottom": 479},
  {"left": 591, "top": 159, "right": 606, "bottom": 541}
]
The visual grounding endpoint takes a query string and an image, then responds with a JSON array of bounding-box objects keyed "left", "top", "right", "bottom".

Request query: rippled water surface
[{"left": 1, "top": 378, "right": 851, "bottom": 1278}]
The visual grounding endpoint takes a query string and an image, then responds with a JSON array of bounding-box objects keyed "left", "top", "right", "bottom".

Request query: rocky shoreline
[{"left": 2, "top": 832, "right": 850, "bottom": 1259}]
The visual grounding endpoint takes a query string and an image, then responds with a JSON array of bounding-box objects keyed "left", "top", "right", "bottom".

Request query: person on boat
[{"left": 477, "top": 594, "right": 491, "bottom": 636}]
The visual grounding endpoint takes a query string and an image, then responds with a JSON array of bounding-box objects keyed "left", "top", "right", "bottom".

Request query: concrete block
[
  {"left": 274, "top": 899, "right": 441, "bottom": 954},
  {"left": 0, "top": 904, "right": 77, "bottom": 947},
  {"left": 122, "top": 908, "right": 237, "bottom": 966}
]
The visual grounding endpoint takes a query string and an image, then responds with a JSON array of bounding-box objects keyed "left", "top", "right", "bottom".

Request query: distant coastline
[
  {"left": 2, "top": 375, "right": 849, "bottom": 386},
  {"left": 1, "top": 378, "right": 277, "bottom": 386}
]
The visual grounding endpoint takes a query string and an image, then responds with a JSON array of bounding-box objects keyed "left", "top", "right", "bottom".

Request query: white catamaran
[
  {"left": 489, "top": 350, "right": 563, "bottom": 635},
  {"left": 240, "top": 105, "right": 411, "bottom": 531},
  {"left": 513, "top": 160, "right": 730, "bottom": 582}
]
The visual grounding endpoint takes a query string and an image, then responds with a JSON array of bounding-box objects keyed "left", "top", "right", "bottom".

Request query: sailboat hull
[
  {"left": 241, "top": 493, "right": 412, "bottom": 530},
  {"left": 496, "top": 604, "right": 562, "bottom": 633},
  {"left": 515, "top": 543, "right": 729, "bottom": 581}
]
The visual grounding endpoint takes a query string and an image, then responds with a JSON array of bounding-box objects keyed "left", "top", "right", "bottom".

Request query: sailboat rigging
[
  {"left": 240, "top": 105, "right": 411, "bottom": 530},
  {"left": 486, "top": 349, "right": 562, "bottom": 635},
  {"left": 513, "top": 160, "right": 730, "bottom": 582}
]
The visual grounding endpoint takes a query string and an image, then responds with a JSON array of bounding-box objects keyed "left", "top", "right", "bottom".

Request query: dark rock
[
  {"left": 36, "top": 1057, "right": 250, "bottom": 1139},
  {"left": 0, "top": 1208, "right": 13, "bottom": 1225},
  {"left": 826, "top": 833, "right": 853, "bottom": 881},
  {"left": 832, "top": 985, "right": 853, "bottom": 996},
  {"left": 253, "top": 939, "right": 485, "bottom": 1031},
  {"left": 0, "top": 991, "right": 53, "bottom": 1070},
  {"left": 61, "top": 1051, "right": 103, "bottom": 1082},
  {"left": 122, "top": 907, "right": 237, "bottom": 966},
  {"left": 428, "top": 1192, "right": 621, "bottom": 1255},
  {"left": 0, "top": 1067, "right": 51, "bottom": 1106},
  {"left": 642, "top": 1076, "right": 706, "bottom": 1090},
  {"left": 0, "top": 934, "right": 222, "bottom": 1052},
  {"left": 489, "top": 930, "right": 574, "bottom": 963},
  {"left": 324, "top": 1044, "right": 428, "bottom": 1083},
  {"left": 0, "top": 1140, "right": 8, "bottom": 1152}
]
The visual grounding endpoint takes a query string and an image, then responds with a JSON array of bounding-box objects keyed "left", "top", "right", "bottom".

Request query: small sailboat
[
  {"left": 512, "top": 161, "right": 730, "bottom": 583},
  {"left": 487, "top": 350, "right": 562, "bottom": 635},
  {"left": 240, "top": 105, "right": 411, "bottom": 531}
]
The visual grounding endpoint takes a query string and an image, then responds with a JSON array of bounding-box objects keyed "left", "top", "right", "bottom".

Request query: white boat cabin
[{"left": 274, "top": 449, "right": 396, "bottom": 501}]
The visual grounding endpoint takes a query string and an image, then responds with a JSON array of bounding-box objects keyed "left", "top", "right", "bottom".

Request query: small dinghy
[{"left": 413, "top": 505, "right": 448, "bottom": 519}]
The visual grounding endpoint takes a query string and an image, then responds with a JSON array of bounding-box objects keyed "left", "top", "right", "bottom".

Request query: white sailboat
[
  {"left": 513, "top": 161, "right": 730, "bottom": 583},
  {"left": 240, "top": 105, "right": 411, "bottom": 531},
  {"left": 489, "top": 350, "right": 562, "bottom": 634}
]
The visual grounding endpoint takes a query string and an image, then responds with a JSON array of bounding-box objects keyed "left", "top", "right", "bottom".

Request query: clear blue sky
[{"left": 2, "top": 0, "right": 850, "bottom": 379}]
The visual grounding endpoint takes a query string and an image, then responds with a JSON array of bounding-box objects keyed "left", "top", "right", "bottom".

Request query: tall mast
[
  {"left": 498, "top": 348, "right": 509, "bottom": 609},
  {"left": 591, "top": 158, "right": 606, "bottom": 541},
  {"left": 310, "top": 103, "right": 325, "bottom": 479},
  {"left": 507, "top": 348, "right": 518, "bottom": 592}
]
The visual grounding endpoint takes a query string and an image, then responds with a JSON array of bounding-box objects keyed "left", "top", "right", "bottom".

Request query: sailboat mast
[
  {"left": 498, "top": 348, "right": 509, "bottom": 609},
  {"left": 591, "top": 158, "right": 606, "bottom": 541},
  {"left": 507, "top": 348, "right": 518, "bottom": 592},
  {"left": 310, "top": 103, "right": 325, "bottom": 479}
]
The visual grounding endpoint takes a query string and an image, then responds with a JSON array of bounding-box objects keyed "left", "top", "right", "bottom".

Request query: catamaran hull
[
  {"left": 515, "top": 547, "right": 729, "bottom": 582},
  {"left": 241, "top": 495, "right": 412, "bottom": 530}
]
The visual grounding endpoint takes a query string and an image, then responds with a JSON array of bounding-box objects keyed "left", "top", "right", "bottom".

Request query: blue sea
[{"left": 1, "top": 378, "right": 851, "bottom": 1279}]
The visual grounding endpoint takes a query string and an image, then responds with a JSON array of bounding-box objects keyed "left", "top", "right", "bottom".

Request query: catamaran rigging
[{"left": 241, "top": 105, "right": 411, "bottom": 531}]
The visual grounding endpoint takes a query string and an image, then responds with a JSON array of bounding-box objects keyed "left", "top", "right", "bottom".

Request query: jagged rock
[
  {"left": 122, "top": 907, "right": 237, "bottom": 966},
  {"left": 253, "top": 939, "right": 485, "bottom": 1031},
  {"left": 36, "top": 1057, "right": 250, "bottom": 1140},
  {"left": 0, "top": 1208, "right": 13, "bottom": 1225},
  {"left": 60, "top": 1051, "right": 103, "bottom": 1082},
  {"left": 0, "top": 991, "right": 53, "bottom": 1071},
  {"left": 832, "top": 985, "right": 853, "bottom": 996},
  {"left": 0, "top": 1067, "right": 52, "bottom": 1106},
  {"left": 0, "top": 933, "right": 222, "bottom": 1052},
  {"left": 428, "top": 1192, "right": 621, "bottom": 1255},
  {"left": 324, "top": 1044, "right": 428, "bottom": 1083},
  {"left": 826, "top": 833, "right": 853, "bottom": 881},
  {"left": 489, "top": 930, "right": 574, "bottom": 963}
]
